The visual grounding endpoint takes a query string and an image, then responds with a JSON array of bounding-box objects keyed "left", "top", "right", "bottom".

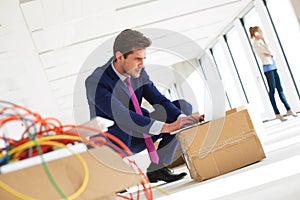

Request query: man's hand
[
  {"left": 190, "top": 113, "right": 205, "bottom": 123},
  {"left": 200, "top": 114, "right": 205, "bottom": 122},
  {"left": 161, "top": 114, "right": 204, "bottom": 133}
]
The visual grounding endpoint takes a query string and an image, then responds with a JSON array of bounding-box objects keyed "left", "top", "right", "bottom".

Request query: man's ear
[{"left": 115, "top": 51, "right": 124, "bottom": 60}]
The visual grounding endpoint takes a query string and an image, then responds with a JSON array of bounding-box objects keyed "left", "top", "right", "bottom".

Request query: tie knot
[{"left": 125, "top": 77, "right": 131, "bottom": 87}]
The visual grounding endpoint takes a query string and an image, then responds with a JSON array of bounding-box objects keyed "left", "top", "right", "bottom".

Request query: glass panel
[
  {"left": 243, "top": 7, "right": 275, "bottom": 119},
  {"left": 226, "top": 27, "right": 265, "bottom": 112},
  {"left": 267, "top": 0, "right": 300, "bottom": 97},
  {"left": 185, "top": 70, "right": 205, "bottom": 113},
  {"left": 211, "top": 42, "right": 242, "bottom": 109},
  {"left": 243, "top": 7, "right": 265, "bottom": 74}
]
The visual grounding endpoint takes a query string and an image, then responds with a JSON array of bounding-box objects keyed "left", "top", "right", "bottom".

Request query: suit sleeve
[
  {"left": 141, "top": 70, "right": 183, "bottom": 122},
  {"left": 86, "top": 68, "right": 156, "bottom": 136}
]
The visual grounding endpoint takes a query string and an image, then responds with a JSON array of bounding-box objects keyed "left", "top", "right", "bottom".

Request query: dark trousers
[
  {"left": 130, "top": 99, "right": 192, "bottom": 165},
  {"left": 264, "top": 69, "right": 291, "bottom": 114}
]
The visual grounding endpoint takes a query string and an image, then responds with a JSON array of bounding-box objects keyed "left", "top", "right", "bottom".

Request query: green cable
[
  {"left": 32, "top": 137, "right": 68, "bottom": 200},
  {"left": 0, "top": 101, "right": 68, "bottom": 199}
]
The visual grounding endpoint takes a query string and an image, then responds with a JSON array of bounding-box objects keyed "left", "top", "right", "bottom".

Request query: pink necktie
[{"left": 125, "top": 77, "right": 159, "bottom": 164}]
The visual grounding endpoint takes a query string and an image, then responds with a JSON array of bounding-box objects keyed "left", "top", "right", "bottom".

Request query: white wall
[
  {"left": 0, "top": 0, "right": 60, "bottom": 119},
  {"left": 291, "top": 0, "right": 300, "bottom": 25}
]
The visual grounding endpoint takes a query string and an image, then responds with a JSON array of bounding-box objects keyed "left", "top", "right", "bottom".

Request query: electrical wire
[
  {"left": 34, "top": 140, "right": 67, "bottom": 199},
  {"left": 2, "top": 135, "right": 83, "bottom": 159},
  {"left": 0, "top": 100, "right": 153, "bottom": 200},
  {"left": 0, "top": 103, "right": 90, "bottom": 200},
  {"left": 0, "top": 141, "right": 89, "bottom": 200}
]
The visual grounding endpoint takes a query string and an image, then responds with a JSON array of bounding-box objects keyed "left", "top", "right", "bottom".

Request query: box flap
[
  {"left": 178, "top": 109, "right": 256, "bottom": 156},
  {"left": 225, "top": 105, "right": 247, "bottom": 116}
]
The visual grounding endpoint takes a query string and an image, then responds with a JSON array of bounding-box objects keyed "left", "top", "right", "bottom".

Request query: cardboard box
[
  {"left": 155, "top": 139, "right": 185, "bottom": 168},
  {"left": 176, "top": 107, "right": 266, "bottom": 182},
  {"left": 225, "top": 105, "right": 247, "bottom": 115},
  {"left": 166, "top": 145, "right": 185, "bottom": 168},
  {"left": 0, "top": 146, "right": 142, "bottom": 200}
]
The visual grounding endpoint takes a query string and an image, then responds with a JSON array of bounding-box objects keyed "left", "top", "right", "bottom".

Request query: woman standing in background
[{"left": 249, "top": 26, "right": 297, "bottom": 122}]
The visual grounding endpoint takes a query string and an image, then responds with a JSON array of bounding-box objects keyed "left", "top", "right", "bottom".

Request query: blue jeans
[{"left": 264, "top": 69, "right": 290, "bottom": 114}]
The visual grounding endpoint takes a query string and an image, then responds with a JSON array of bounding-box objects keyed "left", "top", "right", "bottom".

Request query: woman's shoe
[
  {"left": 287, "top": 110, "right": 298, "bottom": 117},
  {"left": 276, "top": 114, "right": 287, "bottom": 122}
]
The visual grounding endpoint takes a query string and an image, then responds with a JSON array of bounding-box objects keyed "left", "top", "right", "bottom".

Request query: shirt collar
[{"left": 111, "top": 61, "right": 129, "bottom": 82}]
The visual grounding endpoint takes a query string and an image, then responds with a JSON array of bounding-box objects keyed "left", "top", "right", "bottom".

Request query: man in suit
[{"left": 85, "top": 29, "right": 204, "bottom": 183}]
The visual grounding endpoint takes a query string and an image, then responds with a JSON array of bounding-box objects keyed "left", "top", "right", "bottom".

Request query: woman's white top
[{"left": 253, "top": 39, "right": 274, "bottom": 65}]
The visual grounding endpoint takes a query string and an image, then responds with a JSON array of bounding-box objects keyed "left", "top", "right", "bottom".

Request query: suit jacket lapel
[{"left": 106, "top": 62, "right": 131, "bottom": 98}]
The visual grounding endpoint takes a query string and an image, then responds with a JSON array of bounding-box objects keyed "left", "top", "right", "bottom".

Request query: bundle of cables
[{"left": 0, "top": 100, "right": 153, "bottom": 200}]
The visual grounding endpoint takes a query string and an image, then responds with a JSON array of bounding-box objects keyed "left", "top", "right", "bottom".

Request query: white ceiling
[
  {"left": 20, "top": 0, "right": 252, "bottom": 54},
  {"left": 0, "top": 0, "right": 254, "bottom": 123}
]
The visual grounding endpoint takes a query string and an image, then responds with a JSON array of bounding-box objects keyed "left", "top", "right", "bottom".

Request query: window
[
  {"left": 211, "top": 42, "right": 242, "bottom": 109},
  {"left": 266, "top": 0, "right": 300, "bottom": 99},
  {"left": 226, "top": 26, "right": 265, "bottom": 112}
]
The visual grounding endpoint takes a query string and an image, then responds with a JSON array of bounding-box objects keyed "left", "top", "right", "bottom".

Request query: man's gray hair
[{"left": 113, "top": 29, "right": 152, "bottom": 57}]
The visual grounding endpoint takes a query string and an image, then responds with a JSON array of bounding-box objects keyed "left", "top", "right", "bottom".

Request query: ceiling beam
[{"left": 19, "top": 0, "right": 36, "bottom": 4}]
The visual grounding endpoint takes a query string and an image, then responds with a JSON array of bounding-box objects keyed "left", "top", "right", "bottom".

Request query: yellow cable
[
  {"left": 13, "top": 135, "right": 84, "bottom": 160},
  {"left": 0, "top": 181, "right": 35, "bottom": 200},
  {"left": 152, "top": 185, "right": 170, "bottom": 196},
  {"left": 0, "top": 141, "right": 89, "bottom": 200},
  {"left": 0, "top": 135, "right": 83, "bottom": 159}
]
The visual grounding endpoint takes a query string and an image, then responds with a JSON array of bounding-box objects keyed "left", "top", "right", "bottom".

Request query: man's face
[{"left": 118, "top": 49, "right": 146, "bottom": 78}]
